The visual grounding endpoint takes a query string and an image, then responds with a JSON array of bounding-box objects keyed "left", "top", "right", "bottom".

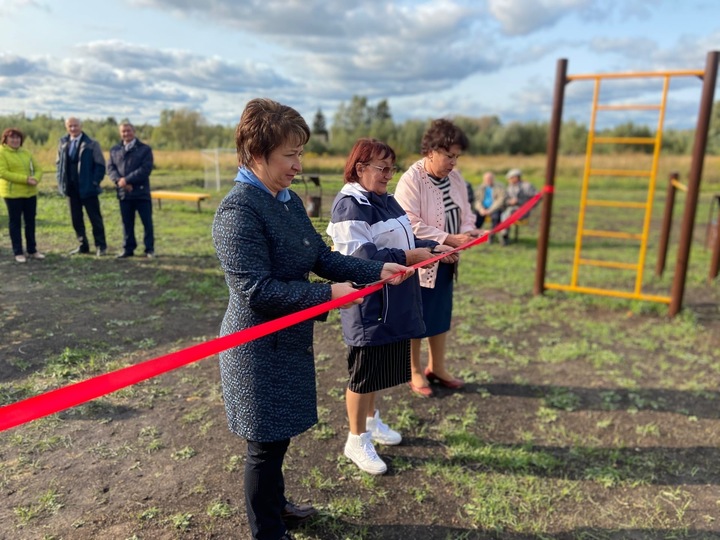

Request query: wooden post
[
  {"left": 535, "top": 58, "right": 568, "bottom": 296},
  {"left": 709, "top": 195, "right": 720, "bottom": 280},
  {"left": 669, "top": 50, "right": 719, "bottom": 316},
  {"left": 656, "top": 172, "right": 679, "bottom": 277}
]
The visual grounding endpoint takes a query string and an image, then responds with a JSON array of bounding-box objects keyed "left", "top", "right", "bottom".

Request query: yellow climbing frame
[{"left": 545, "top": 68, "right": 704, "bottom": 304}]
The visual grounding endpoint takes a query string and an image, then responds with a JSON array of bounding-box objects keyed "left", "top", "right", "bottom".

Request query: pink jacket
[{"left": 394, "top": 159, "right": 476, "bottom": 288}]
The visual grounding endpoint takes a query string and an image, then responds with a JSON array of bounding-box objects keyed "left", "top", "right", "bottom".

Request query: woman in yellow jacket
[{"left": 0, "top": 128, "right": 44, "bottom": 263}]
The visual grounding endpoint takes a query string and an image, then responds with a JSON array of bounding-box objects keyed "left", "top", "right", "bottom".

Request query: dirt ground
[
  {"left": 2, "top": 251, "right": 720, "bottom": 540},
  {"left": 2, "top": 253, "right": 482, "bottom": 540}
]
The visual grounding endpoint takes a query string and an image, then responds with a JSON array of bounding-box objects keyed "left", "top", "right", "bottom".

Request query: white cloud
[
  {"left": 0, "top": 53, "right": 43, "bottom": 76},
  {"left": 589, "top": 30, "right": 719, "bottom": 74},
  {"left": 0, "top": 38, "right": 302, "bottom": 121},
  {"left": 487, "top": 0, "right": 595, "bottom": 36},
  {"left": 76, "top": 40, "right": 292, "bottom": 92},
  {"left": 127, "top": 0, "right": 496, "bottom": 96},
  {"left": 0, "top": 0, "right": 50, "bottom": 12},
  {"left": 0, "top": 0, "right": 713, "bottom": 128},
  {"left": 130, "top": 0, "right": 360, "bottom": 36}
]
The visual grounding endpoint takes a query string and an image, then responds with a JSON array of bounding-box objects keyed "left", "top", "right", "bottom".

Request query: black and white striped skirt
[{"left": 346, "top": 339, "right": 411, "bottom": 394}]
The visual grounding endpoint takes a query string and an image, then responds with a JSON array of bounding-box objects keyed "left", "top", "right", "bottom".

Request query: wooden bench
[
  {"left": 513, "top": 217, "right": 530, "bottom": 242},
  {"left": 151, "top": 191, "right": 210, "bottom": 212}
]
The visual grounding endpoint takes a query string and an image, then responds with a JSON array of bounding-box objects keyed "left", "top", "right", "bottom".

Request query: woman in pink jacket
[{"left": 394, "top": 119, "right": 482, "bottom": 397}]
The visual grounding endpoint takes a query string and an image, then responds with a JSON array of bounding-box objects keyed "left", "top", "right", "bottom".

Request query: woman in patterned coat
[{"left": 212, "top": 99, "right": 412, "bottom": 540}]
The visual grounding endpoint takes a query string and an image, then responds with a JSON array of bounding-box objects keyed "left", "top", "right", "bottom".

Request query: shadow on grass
[
  {"left": 481, "top": 382, "right": 720, "bottom": 419},
  {"left": 379, "top": 438, "right": 720, "bottom": 486},
  {"left": 687, "top": 301, "right": 720, "bottom": 323},
  {"left": 302, "top": 521, "right": 720, "bottom": 539}
]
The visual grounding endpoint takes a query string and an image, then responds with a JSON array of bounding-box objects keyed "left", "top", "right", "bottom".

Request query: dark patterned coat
[{"left": 213, "top": 183, "right": 384, "bottom": 442}]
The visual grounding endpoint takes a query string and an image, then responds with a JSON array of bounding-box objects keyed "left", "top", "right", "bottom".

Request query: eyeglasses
[
  {"left": 437, "top": 149, "right": 461, "bottom": 161},
  {"left": 368, "top": 164, "right": 398, "bottom": 177}
]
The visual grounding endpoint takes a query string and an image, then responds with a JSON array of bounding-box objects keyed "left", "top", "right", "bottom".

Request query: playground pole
[
  {"left": 656, "top": 172, "right": 680, "bottom": 277},
  {"left": 535, "top": 58, "right": 568, "bottom": 296},
  {"left": 669, "top": 50, "right": 719, "bottom": 316},
  {"left": 709, "top": 195, "right": 720, "bottom": 281}
]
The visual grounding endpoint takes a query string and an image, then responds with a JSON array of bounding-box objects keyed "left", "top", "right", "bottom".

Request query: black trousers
[
  {"left": 119, "top": 198, "right": 154, "bottom": 254},
  {"left": 5, "top": 196, "right": 37, "bottom": 255},
  {"left": 245, "top": 438, "right": 290, "bottom": 540},
  {"left": 68, "top": 189, "right": 106, "bottom": 250}
]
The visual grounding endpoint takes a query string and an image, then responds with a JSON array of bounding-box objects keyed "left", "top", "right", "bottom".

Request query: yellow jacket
[{"left": 0, "top": 144, "right": 43, "bottom": 199}]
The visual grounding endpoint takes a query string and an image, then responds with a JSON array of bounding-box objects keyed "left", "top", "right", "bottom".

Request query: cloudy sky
[{"left": 0, "top": 0, "right": 718, "bottom": 129}]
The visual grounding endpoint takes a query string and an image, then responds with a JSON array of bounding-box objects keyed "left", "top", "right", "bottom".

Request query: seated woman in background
[
  {"left": 327, "top": 138, "right": 456, "bottom": 475},
  {"left": 474, "top": 171, "right": 505, "bottom": 233}
]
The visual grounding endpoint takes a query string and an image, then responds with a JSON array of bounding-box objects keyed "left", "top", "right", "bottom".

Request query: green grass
[
  {"left": 3, "top": 161, "right": 720, "bottom": 539},
  {"left": 206, "top": 499, "right": 235, "bottom": 518}
]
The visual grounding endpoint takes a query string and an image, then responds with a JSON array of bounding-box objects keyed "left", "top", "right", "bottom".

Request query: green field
[{"left": 1, "top": 153, "right": 720, "bottom": 539}]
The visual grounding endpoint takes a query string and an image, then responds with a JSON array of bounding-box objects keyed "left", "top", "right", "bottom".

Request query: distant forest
[{"left": 2, "top": 95, "right": 719, "bottom": 157}]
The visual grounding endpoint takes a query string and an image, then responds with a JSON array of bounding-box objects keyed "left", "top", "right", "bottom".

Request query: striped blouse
[{"left": 428, "top": 174, "right": 460, "bottom": 234}]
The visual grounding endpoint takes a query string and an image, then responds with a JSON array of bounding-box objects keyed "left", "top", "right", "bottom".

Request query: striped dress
[
  {"left": 429, "top": 174, "right": 461, "bottom": 236},
  {"left": 419, "top": 174, "right": 458, "bottom": 337}
]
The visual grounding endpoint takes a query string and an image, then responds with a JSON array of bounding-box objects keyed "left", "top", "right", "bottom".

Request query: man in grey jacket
[
  {"left": 501, "top": 168, "right": 537, "bottom": 246},
  {"left": 107, "top": 122, "right": 155, "bottom": 258}
]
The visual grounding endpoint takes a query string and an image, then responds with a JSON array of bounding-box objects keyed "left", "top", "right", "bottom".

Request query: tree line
[{"left": 2, "top": 95, "right": 719, "bottom": 157}]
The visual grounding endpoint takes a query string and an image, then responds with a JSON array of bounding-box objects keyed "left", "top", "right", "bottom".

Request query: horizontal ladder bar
[
  {"left": 582, "top": 229, "right": 643, "bottom": 240},
  {"left": 567, "top": 69, "right": 703, "bottom": 81},
  {"left": 578, "top": 258, "right": 639, "bottom": 270},
  {"left": 671, "top": 180, "right": 688, "bottom": 192},
  {"left": 592, "top": 136, "right": 657, "bottom": 145},
  {"left": 596, "top": 104, "right": 662, "bottom": 111},
  {"left": 586, "top": 199, "right": 648, "bottom": 209},
  {"left": 545, "top": 283, "right": 671, "bottom": 304},
  {"left": 589, "top": 169, "right": 652, "bottom": 177}
]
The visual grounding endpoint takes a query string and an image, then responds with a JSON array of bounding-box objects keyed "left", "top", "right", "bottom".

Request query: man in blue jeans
[{"left": 107, "top": 122, "right": 155, "bottom": 258}]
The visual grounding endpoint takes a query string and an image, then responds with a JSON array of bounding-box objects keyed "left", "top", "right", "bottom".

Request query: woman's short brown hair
[
  {"left": 420, "top": 119, "right": 468, "bottom": 155},
  {"left": 343, "top": 138, "right": 396, "bottom": 183},
  {"left": 235, "top": 98, "right": 310, "bottom": 166},
  {"left": 1, "top": 128, "right": 24, "bottom": 146}
]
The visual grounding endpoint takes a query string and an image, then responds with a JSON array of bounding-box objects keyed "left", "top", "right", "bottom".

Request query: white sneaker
[
  {"left": 344, "top": 432, "right": 387, "bottom": 475},
  {"left": 14, "top": 254, "right": 27, "bottom": 263},
  {"left": 29, "top": 252, "right": 45, "bottom": 260},
  {"left": 366, "top": 410, "right": 402, "bottom": 445}
]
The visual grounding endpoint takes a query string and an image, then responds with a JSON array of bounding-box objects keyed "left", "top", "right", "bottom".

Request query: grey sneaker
[
  {"left": 344, "top": 432, "right": 387, "bottom": 475},
  {"left": 366, "top": 410, "right": 401, "bottom": 445}
]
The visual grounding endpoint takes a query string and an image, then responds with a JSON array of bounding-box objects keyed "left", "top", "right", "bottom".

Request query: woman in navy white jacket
[{"left": 327, "top": 138, "right": 457, "bottom": 475}]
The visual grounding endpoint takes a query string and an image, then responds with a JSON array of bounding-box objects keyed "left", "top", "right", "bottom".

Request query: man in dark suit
[
  {"left": 107, "top": 122, "right": 155, "bottom": 259},
  {"left": 56, "top": 117, "right": 108, "bottom": 256}
]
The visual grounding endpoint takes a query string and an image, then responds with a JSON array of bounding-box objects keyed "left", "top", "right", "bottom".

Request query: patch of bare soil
[{"left": 2, "top": 252, "right": 720, "bottom": 539}]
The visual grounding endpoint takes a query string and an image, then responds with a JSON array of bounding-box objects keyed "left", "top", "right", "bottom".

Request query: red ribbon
[
  {"left": 0, "top": 185, "right": 551, "bottom": 432},
  {"left": 402, "top": 185, "right": 552, "bottom": 265}
]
